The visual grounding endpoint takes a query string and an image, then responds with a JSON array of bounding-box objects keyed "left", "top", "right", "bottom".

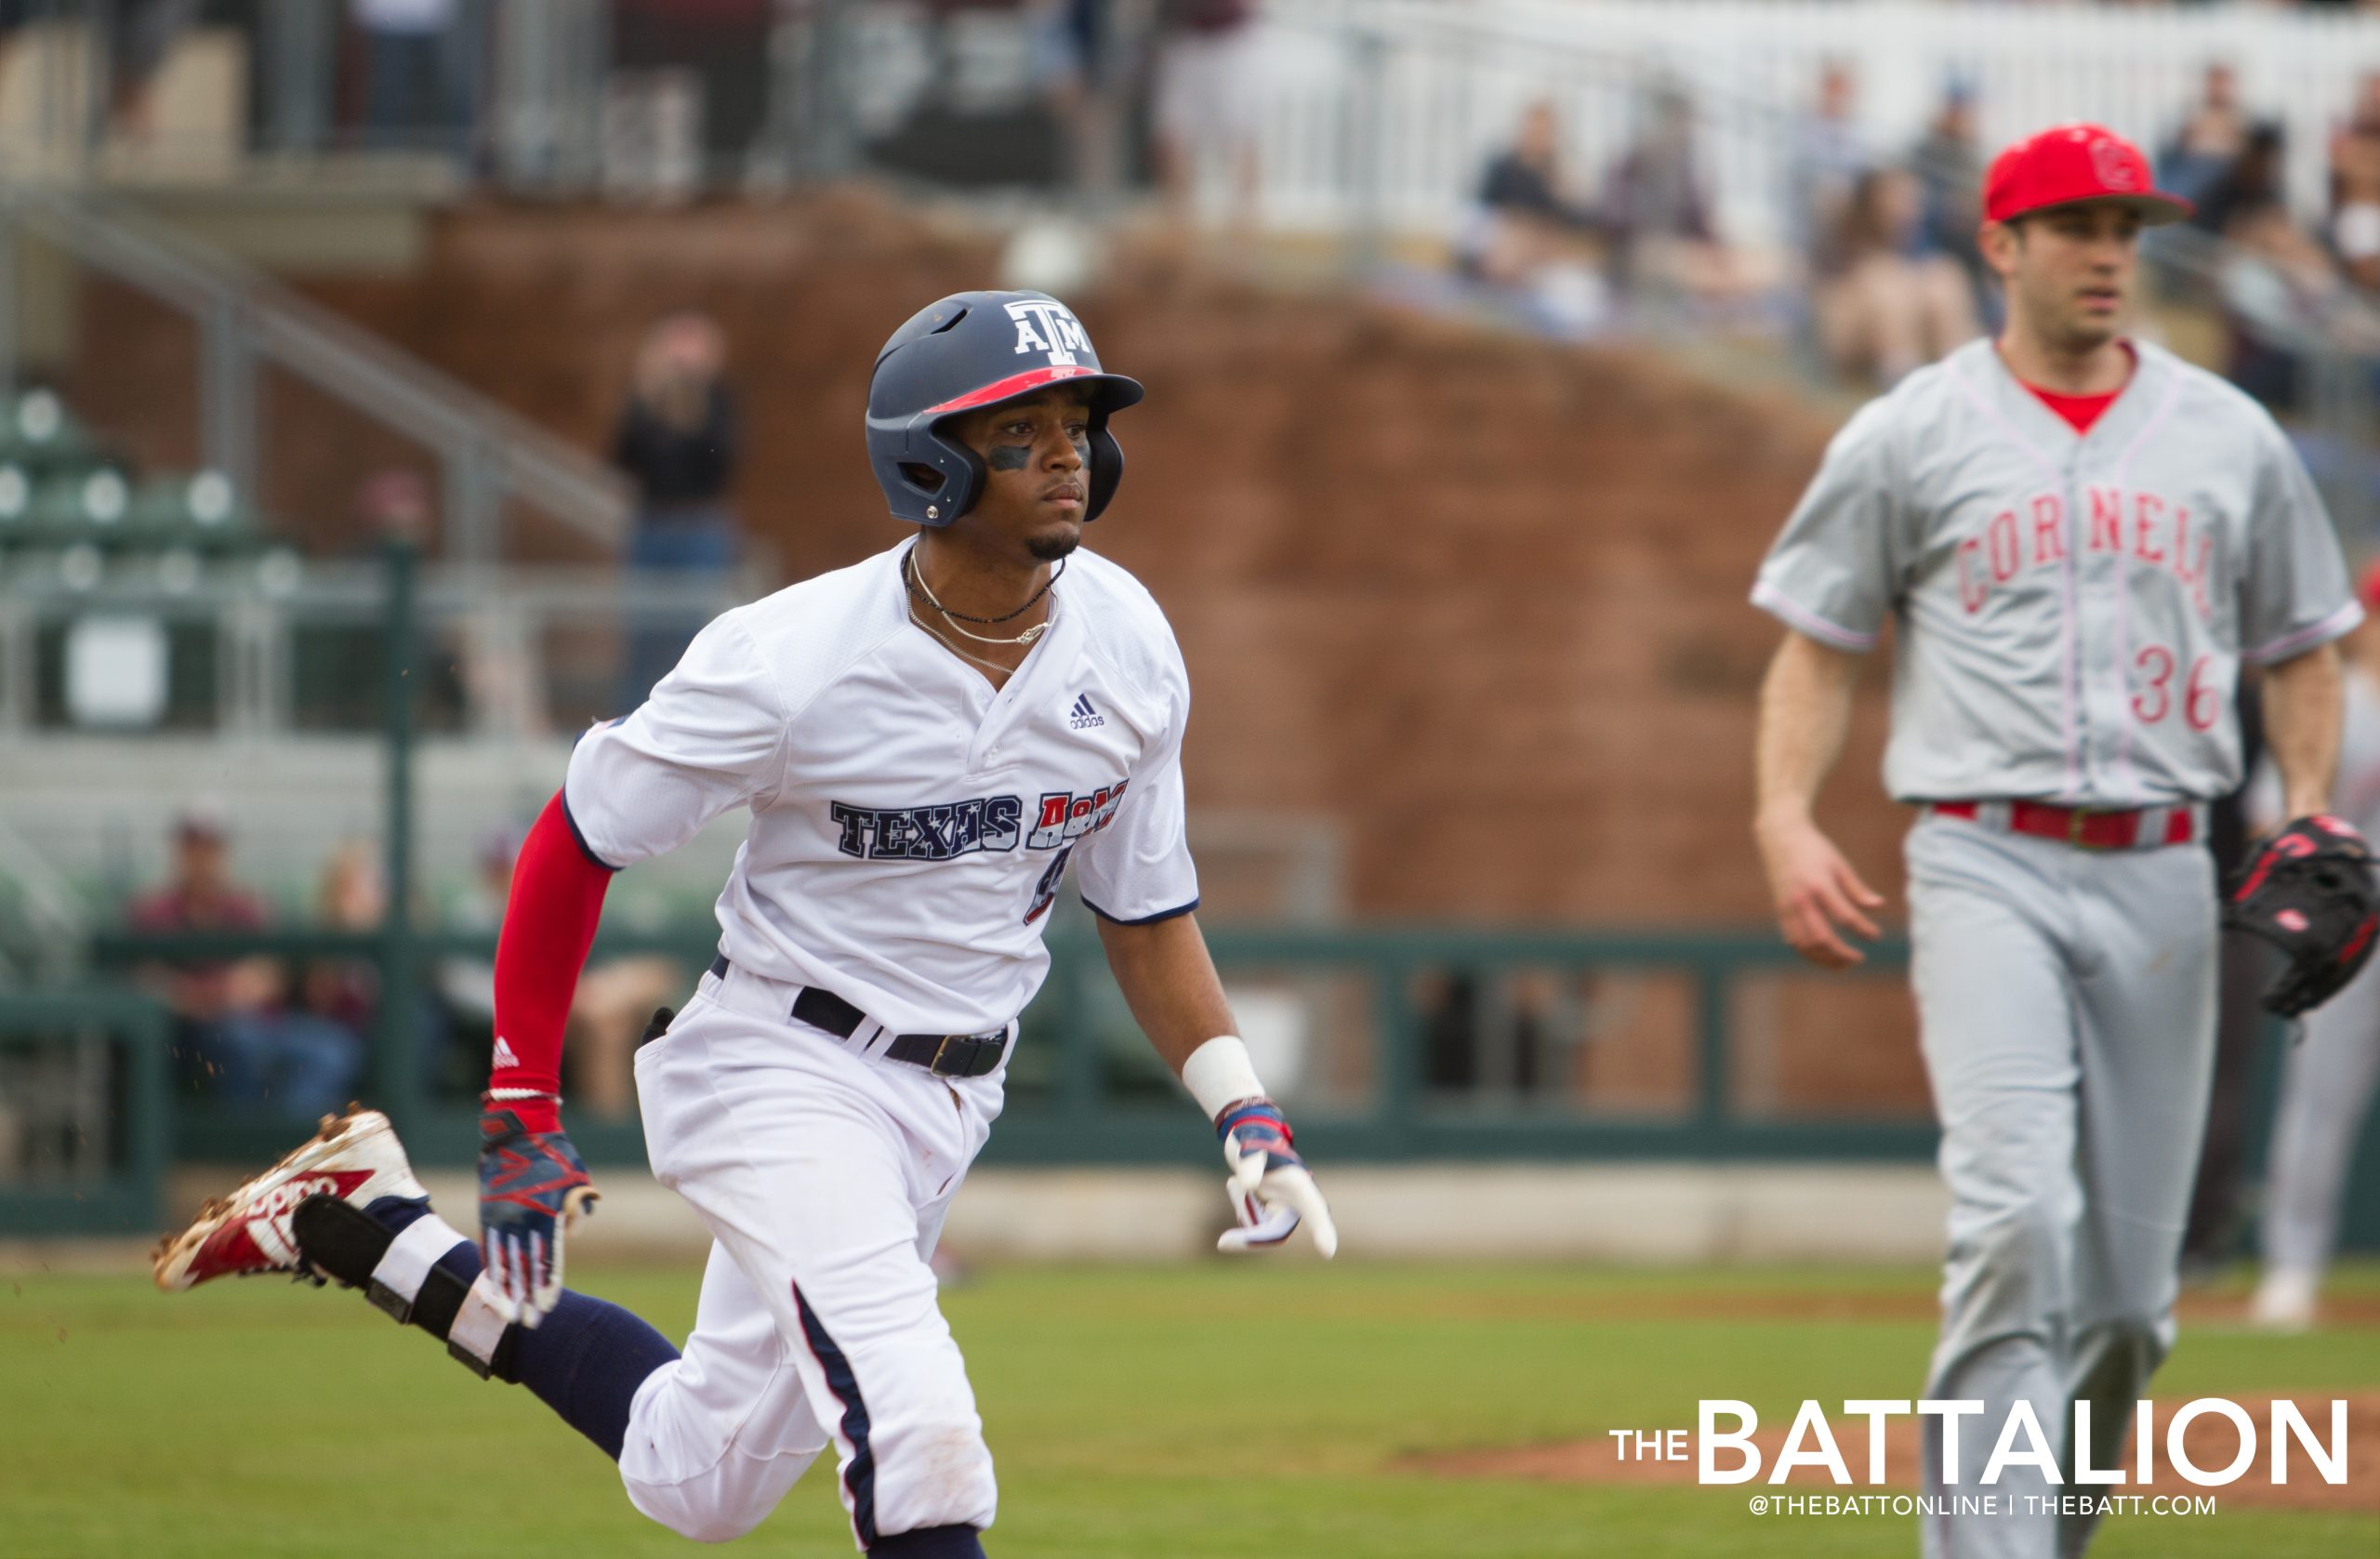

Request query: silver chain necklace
[{"left": 911, "top": 610, "right": 1022, "bottom": 680}]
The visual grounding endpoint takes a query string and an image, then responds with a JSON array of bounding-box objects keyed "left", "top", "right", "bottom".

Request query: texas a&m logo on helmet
[{"left": 1005, "top": 297, "right": 1091, "bottom": 367}]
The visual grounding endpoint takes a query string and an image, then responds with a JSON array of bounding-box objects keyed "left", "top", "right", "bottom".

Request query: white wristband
[{"left": 1182, "top": 1035, "right": 1266, "bottom": 1119}]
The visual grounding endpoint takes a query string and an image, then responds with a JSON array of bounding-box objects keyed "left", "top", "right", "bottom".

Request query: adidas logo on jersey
[{"left": 1069, "top": 694, "right": 1104, "bottom": 730}]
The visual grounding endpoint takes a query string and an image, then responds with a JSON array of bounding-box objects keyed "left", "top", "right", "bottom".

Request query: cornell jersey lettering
[
  {"left": 1752, "top": 337, "right": 2360, "bottom": 805},
  {"left": 562, "top": 542, "right": 1199, "bottom": 1036}
]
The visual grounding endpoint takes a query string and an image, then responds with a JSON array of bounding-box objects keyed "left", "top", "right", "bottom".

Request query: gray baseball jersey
[
  {"left": 1753, "top": 337, "right": 2361, "bottom": 804},
  {"left": 1755, "top": 337, "right": 2361, "bottom": 1559}
]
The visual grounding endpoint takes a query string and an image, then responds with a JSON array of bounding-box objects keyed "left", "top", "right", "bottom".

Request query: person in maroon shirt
[{"left": 128, "top": 805, "right": 363, "bottom": 1120}]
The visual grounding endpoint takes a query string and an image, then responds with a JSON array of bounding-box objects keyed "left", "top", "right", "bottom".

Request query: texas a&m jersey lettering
[
  {"left": 831, "top": 782, "right": 1127, "bottom": 862},
  {"left": 832, "top": 797, "right": 1024, "bottom": 861},
  {"left": 1026, "top": 781, "right": 1129, "bottom": 850},
  {"left": 1025, "top": 846, "right": 1074, "bottom": 925}
]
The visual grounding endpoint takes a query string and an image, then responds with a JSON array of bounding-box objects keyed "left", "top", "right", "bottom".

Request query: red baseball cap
[{"left": 1983, "top": 123, "right": 2192, "bottom": 226}]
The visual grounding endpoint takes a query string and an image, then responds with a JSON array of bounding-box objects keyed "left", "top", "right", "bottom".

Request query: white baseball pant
[{"left": 621, "top": 964, "right": 1003, "bottom": 1548}]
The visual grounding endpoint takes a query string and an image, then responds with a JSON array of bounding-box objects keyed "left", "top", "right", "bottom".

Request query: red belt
[{"left": 1930, "top": 799, "right": 2200, "bottom": 850}]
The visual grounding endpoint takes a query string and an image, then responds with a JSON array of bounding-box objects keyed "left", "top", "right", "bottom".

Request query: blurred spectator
[
  {"left": 1421, "top": 969, "right": 1558, "bottom": 1094},
  {"left": 1152, "top": 0, "right": 1263, "bottom": 241},
  {"left": 439, "top": 821, "right": 678, "bottom": 1119},
  {"left": 1814, "top": 165, "right": 1980, "bottom": 388},
  {"left": 2330, "top": 119, "right": 2380, "bottom": 295},
  {"left": 350, "top": 468, "right": 546, "bottom": 734},
  {"left": 434, "top": 822, "right": 521, "bottom": 1097},
  {"left": 355, "top": 467, "right": 432, "bottom": 550},
  {"left": 357, "top": 0, "right": 480, "bottom": 158},
  {"left": 1909, "top": 81, "right": 1990, "bottom": 316},
  {"left": 2160, "top": 62, "right": 2250, "bottom": 212},
  {"left": 129, "top": 804, "right": 363, "bottom": 1121},
  {"left": 1422, "top": 970, "right": 1483, "bottom": 1090},
  {"left": 614, "top": 311, "right": 739, "bottom": 707},
  {"left": 1030, "top": 0, "right": 1126, "bottom": 199},
  {"left": 1604, "top": 81, "right": 1750, "bottom": 308},
  {"left": 1456, "top": 100, "right": 1608, "bottom": 331},
  {"left": 571, "top": 952, "right": 684, "bottom": 1118},
  {"left": 105, "top": 0, "right": 199, "bottom": 147},
  {"left": 296, "top": 840, "right": 384, "bottom": 1072},
  {"left": 2215, "top": 199, "right": 2380, "bottom": 408},
  {"left": 2346, "top": 69, "right": 2380, "bottom": 143},
  {"left": 1789, "top": 59, "right": 1869, "bottom": 277},
  {"left": 2192, "top": 120, "right": 2288, "bottom": 240}
]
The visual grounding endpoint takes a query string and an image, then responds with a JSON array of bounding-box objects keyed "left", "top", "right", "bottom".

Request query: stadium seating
[{"left": 0, "top": 390, "right": 264, "bottom": 564}]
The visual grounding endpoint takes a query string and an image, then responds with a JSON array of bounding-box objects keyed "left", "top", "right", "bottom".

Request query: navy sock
[
  {"left": 870, "top": 1526, "right": 986, "bottom": 1558},
  {"left": 364, "top": 1196, "right": 680, "bottom": 1460}
]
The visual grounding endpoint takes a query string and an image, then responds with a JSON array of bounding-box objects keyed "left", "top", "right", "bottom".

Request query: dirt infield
[{"left": 1410, "top": 1391, "right": 2380, "bottom": 1513}]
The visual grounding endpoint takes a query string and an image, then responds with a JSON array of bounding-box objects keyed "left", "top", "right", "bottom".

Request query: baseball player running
[
  {"left": 1752, "top": 125, "right": 2359, "bottom": 1559},
  {"left": 152, "top": 290, "right": 1337, "bottom": 1558}
]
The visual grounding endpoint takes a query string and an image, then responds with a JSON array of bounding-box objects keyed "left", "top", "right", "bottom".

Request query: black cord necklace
[{"left": 905, "top": 547, "right": 1064, "bottom": 641}]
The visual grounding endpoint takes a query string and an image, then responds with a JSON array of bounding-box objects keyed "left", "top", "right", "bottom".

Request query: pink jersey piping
[
  {"left": 2245, "top": 599, "right": 2365, "bottom": 666},
  {"left": 2106, "top": 370, "right": 2188, "bottom": 804},
  {"left": 1750, "top": 578, "right": 1879, "bottom": 651}
]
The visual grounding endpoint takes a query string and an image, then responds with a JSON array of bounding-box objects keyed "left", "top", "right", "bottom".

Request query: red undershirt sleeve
[{"left": 489, "top": 790, "right": 617, "bottom": 1116}]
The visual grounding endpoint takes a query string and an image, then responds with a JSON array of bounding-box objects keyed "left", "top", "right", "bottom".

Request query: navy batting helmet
[{"left": 866, "top": 290, "right": 1144, "bottom": 527}]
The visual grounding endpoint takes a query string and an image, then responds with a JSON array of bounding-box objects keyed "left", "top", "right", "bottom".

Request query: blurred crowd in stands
[
  {"left": 127, "top": 802, "right": 675, "bottom": 1126},
  {"left": 1460, "top": 57, "right": 2380, "bottom": 406},
  {"left": 2172, "top": 61, "right": 2380, "bottom": 409}
]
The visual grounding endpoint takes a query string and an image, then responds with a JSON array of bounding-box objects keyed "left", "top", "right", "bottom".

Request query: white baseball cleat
[
  {"left": 2247, "top": 1267, "right": 2320, "bottom": 1333},
  {"left": 152, "top": 1104, "right": 429, "bottom": 1292}
]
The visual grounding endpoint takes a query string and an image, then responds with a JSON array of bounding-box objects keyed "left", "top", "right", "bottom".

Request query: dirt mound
[{"left": 1411, "top": 1392, "right": 2380, "bottom": 1514}]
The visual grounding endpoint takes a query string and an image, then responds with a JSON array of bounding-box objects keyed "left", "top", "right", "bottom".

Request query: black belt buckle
[{"left": 915, "top": 1030, "right": 1003, "bottom": 1078}]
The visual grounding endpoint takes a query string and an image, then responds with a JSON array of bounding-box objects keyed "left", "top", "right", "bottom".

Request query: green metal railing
[
  {"left": 0, "top": 984, "right": 169, "bottom": 1235},
  {"left": 18, "top": 543, "right": 2380, "bottom": 1260},
  {"left": 76, "top": 920, "right": 1926, "bottom": 1171},
  {"left": 33, "top": 541, "right": 1936, "bottom": 1176}
]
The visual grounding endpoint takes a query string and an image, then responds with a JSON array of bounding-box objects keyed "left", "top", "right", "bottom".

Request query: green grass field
[{"left": 5, "top": 1258, "right": 2376, "bottom": 1558}]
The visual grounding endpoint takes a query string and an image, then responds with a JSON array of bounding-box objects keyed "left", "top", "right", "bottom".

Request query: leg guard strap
[
  {"left": 446, "top": 1279, "right": 520, "bottom": 1381},
  {"left": 365, "top": 1215, "right": 466, "bottom": 1324},
  {"left": 291, "top": 1196, "right": 519, "bottom": 1381}
]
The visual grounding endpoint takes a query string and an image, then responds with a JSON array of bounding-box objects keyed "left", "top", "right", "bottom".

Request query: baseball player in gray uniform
[
  {"left": 1752, "top": 124, "right": 2358, "bottom": 1559},
  {"left": 2248, "top": 563, "right": 2380, "bottom": 1331}
]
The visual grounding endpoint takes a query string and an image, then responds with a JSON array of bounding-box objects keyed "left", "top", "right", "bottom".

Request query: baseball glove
[{"left": 2225, "top": 815, "right": 2380, "bottom": 1017}]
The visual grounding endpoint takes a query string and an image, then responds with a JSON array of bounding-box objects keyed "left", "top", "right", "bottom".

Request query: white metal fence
[{"left": 1257, "top": 0, "right": 2380, "bottom": 244}]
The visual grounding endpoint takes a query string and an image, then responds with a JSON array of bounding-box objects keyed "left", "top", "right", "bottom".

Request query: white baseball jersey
[
  {"left": 564, "top": 540, "right": 1199, "bottom": 1035},
  {"left": 1754, "top": 337, "right": 2361, "bottom": 804}
]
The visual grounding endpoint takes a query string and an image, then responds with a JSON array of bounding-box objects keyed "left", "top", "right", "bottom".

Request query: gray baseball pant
[
  {"left": 1905, "top": 812, "right": 2218, "bottom": 1559},
  {"left": 2259, "top": 959, "right": 2380, "bottom": 1281}
]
